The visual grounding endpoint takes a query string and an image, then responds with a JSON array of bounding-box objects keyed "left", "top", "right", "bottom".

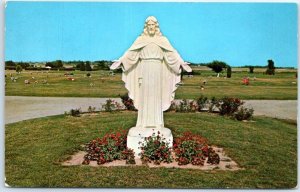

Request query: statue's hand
[
  {"left": 110, "top": 60, "right": 122, "bottom": 70},
  {"left": 181, "top": 62, "right": 192, "bottom": 72}
]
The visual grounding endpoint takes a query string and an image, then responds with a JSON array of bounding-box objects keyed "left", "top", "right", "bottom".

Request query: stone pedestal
[{"left": 127, "top": 127, "right": 173, "bottom": 156}]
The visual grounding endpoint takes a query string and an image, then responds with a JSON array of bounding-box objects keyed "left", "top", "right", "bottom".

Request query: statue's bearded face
[{"left": 147, "top": 20, "right": 156, "bottom": 36}]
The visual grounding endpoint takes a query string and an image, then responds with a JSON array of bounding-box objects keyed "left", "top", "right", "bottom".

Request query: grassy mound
[{"left": 5, "top": 112, "right": 297, "bottom": 188}]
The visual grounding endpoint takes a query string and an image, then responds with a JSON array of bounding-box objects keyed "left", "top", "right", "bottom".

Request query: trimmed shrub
[
  {"left": 217, "top": 97, "right": 244, "bottom": 116},
  {"left": 234, "top": 107, "right": 254, "bottom": 121}
]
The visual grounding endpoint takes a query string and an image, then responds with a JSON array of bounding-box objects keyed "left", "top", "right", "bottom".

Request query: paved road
[
  {"left": 243, "top": 100, "right": 297, "bottom": 121},
  {"left": 5, "top": 96, "right": 119, "bottom": 124},
  {"left": 5, "top": 96, "right": 297, "bottom": 124}
]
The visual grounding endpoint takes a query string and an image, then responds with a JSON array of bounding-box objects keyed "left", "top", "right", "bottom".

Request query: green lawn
[
  {"left": 5, "top": 112, "right": 297, "bottom": 188},
  {"left": 5, "top": 69, "right": 297, "bottom": 99}
]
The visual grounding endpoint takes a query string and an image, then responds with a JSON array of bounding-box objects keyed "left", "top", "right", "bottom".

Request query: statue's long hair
[{"left": 141, "top": 16, "right": 162, "bottom": 36}]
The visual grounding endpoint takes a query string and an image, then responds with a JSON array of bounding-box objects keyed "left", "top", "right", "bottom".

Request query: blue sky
[{"left": 5, "top": 2, "right": 298, "bottom": 67}]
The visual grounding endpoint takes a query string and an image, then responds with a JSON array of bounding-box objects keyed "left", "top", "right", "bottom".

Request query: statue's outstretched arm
[
  {"left": 181, "top": 62, "right": 192, "bottom": 72},
  {"left": 110, "top": 60, "right": 122, "bottom": 70},
  {"left": 111, "top": 50, "right": 140, "bottom": 71},
  {"left": 164, "top": 49, "right": 192, "bottom": 73}
]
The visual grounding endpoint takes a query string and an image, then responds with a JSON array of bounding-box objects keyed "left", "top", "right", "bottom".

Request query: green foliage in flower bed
[
  {"left": 5, "top": 112, "right": 297, "bottom": 188},
  {"left": 140, "top": 131, "right": 173, "bottom": 165}
]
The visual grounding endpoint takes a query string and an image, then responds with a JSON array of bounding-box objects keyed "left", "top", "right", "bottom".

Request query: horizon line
[{"left": 4, "top": 60, "right": 297, "bottom": 68}]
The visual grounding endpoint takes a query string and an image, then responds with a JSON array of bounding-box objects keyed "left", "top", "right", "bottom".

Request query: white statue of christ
[{"left": 110, "top": 16, "right": 192, "bottom": 154}]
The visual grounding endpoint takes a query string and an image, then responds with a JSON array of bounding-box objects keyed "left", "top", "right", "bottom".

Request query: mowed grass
[
  {"left": 5, "top": 68, "right": 297, "bottom": 99},
  {"left": 176, "top": 69, "right": 297, "bottom": 99},
  {"left": 5, "top": 70, "right": 127, "bottom": 98},
  {"left": 5, "top": 112, "right": 297, "bottom": 188}
]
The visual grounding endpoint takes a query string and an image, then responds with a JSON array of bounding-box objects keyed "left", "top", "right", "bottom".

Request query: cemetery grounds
[{"left": 5, "top": 67, "right": 297, "bottom": 188}]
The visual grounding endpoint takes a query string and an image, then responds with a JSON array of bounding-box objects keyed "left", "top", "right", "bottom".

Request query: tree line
[
  {"left": 6, "top": 59, "right": 278, "bottom": 76},
  {"left": 190, "top": 59, "right": 277, "bottom": 76},
  {"left": 5, "top": 60, "right": 113, "bottom": 71}
]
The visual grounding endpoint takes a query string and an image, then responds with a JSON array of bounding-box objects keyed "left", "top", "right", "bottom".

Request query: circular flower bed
[{"left": 82, "top": 130, "right": 220, "bottom": 167}]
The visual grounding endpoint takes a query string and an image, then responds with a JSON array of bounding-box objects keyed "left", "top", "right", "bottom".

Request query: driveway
[{"left": 4, "top": 96, "right": 297, "bottom": 124}]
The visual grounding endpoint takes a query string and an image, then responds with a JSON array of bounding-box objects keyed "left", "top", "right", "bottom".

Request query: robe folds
[{"left": 119, "top": 35, "right": 186, "bottom": 129}]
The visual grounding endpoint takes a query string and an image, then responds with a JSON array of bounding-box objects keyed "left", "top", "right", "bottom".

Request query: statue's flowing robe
[{"left": 119, "top": 36, "right": 184, "bottom": 129}]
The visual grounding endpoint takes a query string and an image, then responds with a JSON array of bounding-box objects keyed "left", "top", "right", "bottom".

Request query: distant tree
[
  {"left": 16, "top": 65, "right": 22, "bottom": 73},
  {"left": 78, "top": 61, "right": 85, "bottom": 71},
  {"left": 45, "top": 60, "right": 63, "bottom": 69},
  {"left": 45, "top": 62, "right": 54, "bottom": 68},
  {"left": 94, "top": 60, "right": 111, "bottom": 70},
  {"left": 17, "top": 62, "right": 30, "bottom": 69},
  {"left": 5, "top": 60, "right": 15, "bottom": 67},
  {"left": 268, "top": 60, "right": 275, "bottom": 68},
  {"left": 75, "top": 62, "right": 80, "bottom": 69},
  {"left": 54, "top": 60, "right": 63, "bottom": 68},
  {"left": 92, "top": 65, "right": 99, "bottom": 71},
  {"left": 207, "top": 60, "right": 228, "bottom": 77},
  {"left": 85, "top": 61, "right": 92, "bottom": 71},
  {"left": 249, "top": 66, "right": 254, "bottom": 73},
  {"left": 266, "top": 59, "right": 275, "bottom": 75},
  {"left": 227, "top": 65, "right": 232, "bottom": 78}
]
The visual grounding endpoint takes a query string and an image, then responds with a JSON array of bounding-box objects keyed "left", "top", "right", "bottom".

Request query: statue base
[{"left": 127, "top": 127, "right": 173, "bottom": 157}]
